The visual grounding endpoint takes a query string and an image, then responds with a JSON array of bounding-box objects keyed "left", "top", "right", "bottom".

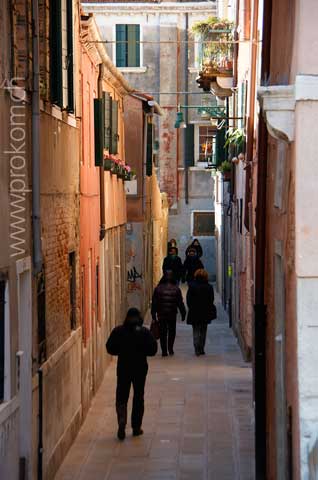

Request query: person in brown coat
[{"left": 151, "top": 271, "right": 186, "bottom": 356}]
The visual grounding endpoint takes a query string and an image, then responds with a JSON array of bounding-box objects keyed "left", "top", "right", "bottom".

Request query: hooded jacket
[{"left": 106, "top": 318, "right": 157, "bottom": 374}]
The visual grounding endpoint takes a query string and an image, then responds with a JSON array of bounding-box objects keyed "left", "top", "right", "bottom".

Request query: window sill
[
  {"left": 40, "top": 100, "right": 78, "bottom": 128},
  {"left": 117, "top": 66, "right": 147, "bottom": 73}
]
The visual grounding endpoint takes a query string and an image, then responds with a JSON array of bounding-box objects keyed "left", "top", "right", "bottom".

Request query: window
[
  {"left": 50, "top": 0, "right": 74, "bottom": 111},
  {"left": 196, "top": 125, "right": 217, "bottom": 164},
  {"left": 94, "top": 93, "right": 119, "bottom": 166},
  {"left": 69, "top": 252, "right": 76, "bottom": 330},
  {"left": 116, "top": 24, "right": 140, "bottom": 68},
  {"left": 192, "top": 211, "right": 215, "bottom": 237}
]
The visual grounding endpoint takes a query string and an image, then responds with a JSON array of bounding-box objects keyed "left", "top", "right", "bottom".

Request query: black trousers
[
  {"left": 159, "top": 317, "right": 177, "bottom": 354},
  {"left": 192, "top": 323, "right": 207, "bottom": 353},
  {"left": 116, "top": 368, "right": 148, "bottom": 430}
]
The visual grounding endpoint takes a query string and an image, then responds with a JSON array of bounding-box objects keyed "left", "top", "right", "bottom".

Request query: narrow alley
[{"left": 55, "top": 298, "right": 254, "bottom": 480}]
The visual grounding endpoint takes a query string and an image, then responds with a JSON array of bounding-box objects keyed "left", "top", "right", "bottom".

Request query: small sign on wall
[{"left": 125, "top": 179, "right": 137, "bottom": 195}]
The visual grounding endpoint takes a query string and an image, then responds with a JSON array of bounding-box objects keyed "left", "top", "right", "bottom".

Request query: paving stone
[{"left": 54, "top": 296, "right": 255, "bottom": 480}]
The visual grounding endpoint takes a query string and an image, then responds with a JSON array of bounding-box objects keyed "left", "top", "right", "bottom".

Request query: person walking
[
  {"left": 186, "top": 269, "right": 215, "bottom": 356},
  {"left": 162, "top": 246, "right": 184, "bottom": 284},
  {"left": 183, "top": 248, "right": 204, "bottom": 284},
  {"left": 151, "top": 271, "right": 186, "bottom": 356},
  {"left": 106, "top": 308, "right": 157, "bottom": 441},
  {"left": 185, "top": 238, "right": 203, "bottom": 259}
]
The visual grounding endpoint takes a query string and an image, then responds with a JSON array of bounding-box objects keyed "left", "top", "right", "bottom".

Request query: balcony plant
[
  {"left": 218, "top": 160, "right": 232, "bottom": 180},
  {"left": 192, "top": 17, "right": 234, "bottom": 81}
]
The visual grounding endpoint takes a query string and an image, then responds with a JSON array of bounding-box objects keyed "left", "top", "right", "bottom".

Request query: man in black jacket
[
  {"left": 106, "top": 308, "right": 157, "bottom": 441},
  {"left": 151, "top": 271, "right": 186, "bottom": 356},
  {"left": 162, "top": 247, "right": 184, "bottom": 284},
  {"left": 183, "top": 248, "right": 204, "bottom": 284}
]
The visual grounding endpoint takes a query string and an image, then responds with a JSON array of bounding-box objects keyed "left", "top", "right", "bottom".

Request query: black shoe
[
  {"left": 195, "top": 350, "right": 200, "bottom": 356},
  {"left": 168, "top": 350, "right": 174, "bottom": 356},
  {"left": 201, "top": 350, "right": 205, "bottom": 355},
  {"left": 117, "top": 425, "right": 126, "bottom": 441},
  {"left": 133, "top": 428, "right": 144, "bottom": 437},
  {"left": 162, "top": 352, "right": 168, "bottom": 357}
]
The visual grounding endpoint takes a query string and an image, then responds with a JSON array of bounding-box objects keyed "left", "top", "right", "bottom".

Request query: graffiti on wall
[{"left": 126, "top": 225, "right": 143, "bottom": 302}]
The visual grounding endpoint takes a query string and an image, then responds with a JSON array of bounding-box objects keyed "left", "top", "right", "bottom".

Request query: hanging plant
[
  {"left": 191, "top": 17, "right": 234, "bottom": 36},
  {"left": 224, "top": 129, "right": 246, "bottom": 153}
]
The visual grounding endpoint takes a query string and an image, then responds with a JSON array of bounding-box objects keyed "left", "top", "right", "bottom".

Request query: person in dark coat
[
  {"left": 106, "top": 308, "right": 157, "bottom": 440},
  {"left": 162, "top": 247, "right": 183, "bottom": 283},
  {"left": 183, "top": 248, "right": 204, "bottom": 284},
  {"left": 151, "top": 271, "right": 186, "bottom": 356},
  {"left": 186, "top": 269, "right": 215, "bottom": 356},
  {"left": 185, "top": 238, "right": 203, "bottom": 259},
  {"left": 167, "top": 238, "right": 178, "bottom": 254}
]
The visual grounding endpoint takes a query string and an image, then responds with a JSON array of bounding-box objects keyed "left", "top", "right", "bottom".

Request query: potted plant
[
  {"left": 218, "top": 160, "right": 232, "bottom": 180},
  {"left": 104, "top": 155, "right": 113, "bottom": 171}
]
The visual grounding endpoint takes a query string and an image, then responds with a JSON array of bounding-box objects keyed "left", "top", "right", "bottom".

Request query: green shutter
[
  {"left": 127, "top": 25, "right": 140, "bottom": 67},
  {"left": 66, "top": 0, "right": 74, "bottom": 113},
  {"left": 215, "top": 126, "right": 226, "bottom": 167},
  {"left": 116, "top": 25, "right": 127, "bottom": 67},
  {"left": 94, "top": 99, "right": 104, "bottom": 166},
  {"left": 110, "top": 100, "right": 118, "bottom": 155},
  {"left": 185, "top": 125, "right": 195, "bottom": 167},
  {"left": 50, "top": 0, "right": 63, "bottom": 107},
  {"left": 103, "top": 92, "right": 112, "bottom": 150},
  {"left": 146, "top": 122, "right": 153, "bottom": 176}
]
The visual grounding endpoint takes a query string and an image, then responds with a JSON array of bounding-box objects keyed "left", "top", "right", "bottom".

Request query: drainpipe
[
  {"left": 98, "top": 64, "right": 106, "bottom": 241},
  {"left": 184, "top": 12, "right": 189, "bottom": 205},
  {"left": 37, "top": 368, "right": 43, "bottom": 480},
  {"left": 143, "top": 112, "right": 149, "bottom": 215},
  {"left": 32, "top": 0, "right": 42, "bottom": 274},
  {"left": 254, "top": 0, "right": 272, "bottom": 478}
]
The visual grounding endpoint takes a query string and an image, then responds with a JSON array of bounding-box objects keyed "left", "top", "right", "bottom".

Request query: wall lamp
[{"left": 174, "top": 105, "right": 187, "bottom": 129}]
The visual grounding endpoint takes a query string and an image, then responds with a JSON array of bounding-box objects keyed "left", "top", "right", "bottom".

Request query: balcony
[{"left": 192, "top": 18, "right": 234, "bottom": 96}]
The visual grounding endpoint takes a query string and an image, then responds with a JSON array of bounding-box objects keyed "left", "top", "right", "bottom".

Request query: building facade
[
  {"left": 124, "top": 93, "right": 168, "bottom": 312},
  {"left": 82, "top": 0, "right": 217, "bottom": 279},
  {"left": 215, "top": 0, "right": 318, "bottom": 478},
  {"left": 0, "top": 2, "right": 33, "bottom": 479},
  {"left": 80, "top": 14, "right": 130, "bottom": 420}
]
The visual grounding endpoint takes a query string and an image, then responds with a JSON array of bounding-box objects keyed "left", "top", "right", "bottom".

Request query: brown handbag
[{"left": 150, "top": 320, "right": 160, "bottom": 340}]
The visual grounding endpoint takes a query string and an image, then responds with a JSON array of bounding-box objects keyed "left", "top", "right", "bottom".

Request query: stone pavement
[{"left": 55, "top": 300, "right": 255, "bottom": 480}]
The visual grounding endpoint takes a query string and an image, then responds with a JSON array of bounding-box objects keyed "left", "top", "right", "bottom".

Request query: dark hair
[
  {"left": 187, "top": 247, "right": 196, "bottom": 255},
  {"left": 162, "top": 270, "right": 176, "bottom": 284},
  {"left": 169, "top": 247, "right": 178, "bottom": 255},
  {"left": 124, "top": 308, "right": 143, "bottom": 327}
]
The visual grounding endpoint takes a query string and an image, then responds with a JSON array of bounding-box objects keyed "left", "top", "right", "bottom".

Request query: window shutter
[
  {"left": 127, "top": 25, "right": 140, "bottom": 67},
  {"left": 215, "top": 126, "right": 226, "bottom": 167},
  {"left": 185, "top": 124, "right": 195, "bottom": 167},
  {"left": 94, "top": 99, "right": 104, "bottom": 166},
  {"left": 146, "top": 122, "right": 153, "bottom": 176},
  {"left": 66, "top": 0, "right": 74, "bottom": 113},
  {"left": 110, "top": 100, "right": 119, "bottom": 155},
  {"left": 103, "top": 92, "right": 112, "bottom": 150},
  {"left": 50, "top": 0, "right": 63, "bottom": 107},
  {"left": 116, "top": 25, "right": 127, "bottom": 67}
]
